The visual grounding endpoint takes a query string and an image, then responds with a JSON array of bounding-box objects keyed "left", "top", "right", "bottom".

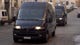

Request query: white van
[
  {"left": 0, "top": 10, "right": 8, "bottom": 25},
  {"left": 65, "top": 1, "right": 74, "bottom": 11}
]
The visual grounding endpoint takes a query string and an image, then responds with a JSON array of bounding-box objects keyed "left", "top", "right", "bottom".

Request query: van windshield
[
  {"left": 55, "top": 9, "right": 63, "bottom": 15},
  {"left": 18, "top": 8, "right": 45, "bottom": 20}
]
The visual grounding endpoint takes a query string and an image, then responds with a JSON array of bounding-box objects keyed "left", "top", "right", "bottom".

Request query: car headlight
[
  {"left": 35, "top": 26, "right": 43, "bottom": 30},
  {"left": 59, "top": 18, "right": 63, "bottom": 20},
  {"left": 15, "top": 26, "right": 21, "bottom": 29}
]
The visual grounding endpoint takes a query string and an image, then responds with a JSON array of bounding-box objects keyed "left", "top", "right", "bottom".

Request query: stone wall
[
  {"left": 0, "top": 0, "right": 3, "bottom": 9},
  {"left": 76, "top": 0, "right": 80, "bottom": 7}
]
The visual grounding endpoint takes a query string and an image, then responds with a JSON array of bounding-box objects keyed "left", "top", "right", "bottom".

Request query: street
[{"left": 0, "top": 8, "right": 80, "bottom": 45}]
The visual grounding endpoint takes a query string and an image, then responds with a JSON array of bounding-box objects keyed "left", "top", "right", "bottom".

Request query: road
[{"left": 0, "top": 8, "right": 80, "bottom": 45}]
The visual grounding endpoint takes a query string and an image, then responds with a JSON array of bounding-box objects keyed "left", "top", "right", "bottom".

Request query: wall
[
  {"left": 23, "top": 0, "right": 49, "bottom": 2},
  {"left": 0, "top": 0, "right": 4, "bottom": 9},
  {"left": 76, "top": 0, "right": 80, "bottom": 7}
]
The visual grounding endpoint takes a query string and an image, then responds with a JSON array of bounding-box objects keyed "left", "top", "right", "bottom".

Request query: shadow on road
[{"left": 13, "top": 40, "right": 48, "bottom": 44}]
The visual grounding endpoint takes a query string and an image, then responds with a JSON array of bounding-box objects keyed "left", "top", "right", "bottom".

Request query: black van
[
  {"left": 55, "top": 5, "right": 67, "bottom": 26},
  {"left": 77, "top": 12, "right": 80, "bottom": 18},
  {"left": 13, "top": 2, "right": 56, "bottom": 42}
]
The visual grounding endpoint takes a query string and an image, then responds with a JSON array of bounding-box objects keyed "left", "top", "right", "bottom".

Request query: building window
[
  {"left": 14, "top": 0, "right": 18, "bottom": 8},
  {"left": 35, "top": 0, "right": 37, "bottom": 2},
  {"left": 50, "top": 0, "right": 52, "bottom": 2},
  {"left": 5, "top": 0, "right": 9, "bottom": 2},
  {"left": 66, "top": 1, "right": 69, "bottom": 5}
]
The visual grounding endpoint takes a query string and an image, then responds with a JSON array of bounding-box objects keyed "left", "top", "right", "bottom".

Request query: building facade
[
  {"left": 76, "top": 0, "right": 80, "bottom": 7},
  {"left": 0, "top": 0, "right": 57, "bottom": 20},
  {"left": 0, "top": 0, "right": 13, "bottom": 21},
  {"left": 11, "top": 0, "right": 56, "bottom": 8}
]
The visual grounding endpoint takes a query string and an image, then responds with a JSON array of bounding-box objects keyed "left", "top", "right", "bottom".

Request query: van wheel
[
  {"left": 0, "top": 22, "right": 5, "bottom": 25},
  {"left": 13, "top": 37, "right": 19, "bottom": 43},
  {"left": 8, "top": 21, "right": 12, "bottom": 25},
  {"left": 52, "top": 31, "right": 55, "bottom": 37},
  {"left": 62, "top": 23, "right": 65, "bottom": 26},
  {"left": 64, "top": 18, "right": 67, "bottom": 25},
  {"left": 13, "top": 35, "right": 19, "bottom": 43},
  {"left": 65, "top": 21, "right": 67, "bottom": 24},
  {"left": 77, "top": 14, "right": 80, "bottom": 18},
  {"left": 52, "top": 26, "right": 56, "bottom": 37},
  {"left": 43, "top": 34, "right": 49, "bottom": 43},
  {"left": 61, "top": 21, "right": 66, "bottom": 26}
]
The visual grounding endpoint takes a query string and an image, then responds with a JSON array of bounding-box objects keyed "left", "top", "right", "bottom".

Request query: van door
[
  {"left": 48, "top": 5, "right": 56, "bottom": 36},
  {"left": 2, "top": 11, "right": 8, "bottom": 21},
  {"left": 0, "top": 11, "right": 2, "bottom": 21},
  {"left": 47, "top": 8, "right": 53, "bottom": 36}
]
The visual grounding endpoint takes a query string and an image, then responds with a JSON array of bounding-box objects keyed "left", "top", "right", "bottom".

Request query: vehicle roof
[
  {"left": 55, "top": 5, "right": 65, "bottom": 11},
  {"left": 21, "top": 2, "right": 50, "bottom": 9},
  {"left": 0, "top": 10, "right": 6, "bottom": 12},
  {"left": 55, "top": 5, "right": 64, "bottom": 8}
]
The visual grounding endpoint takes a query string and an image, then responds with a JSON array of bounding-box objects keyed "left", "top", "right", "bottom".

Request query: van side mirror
[
  {"left": 64, "top": 13, "right": 67, "bottom": 16},
  {"left": 46, "top": 17, "right": 53, "bottom": 23},
  {"left": 12, "top": 16, "right": 17, "bottom": 21}
]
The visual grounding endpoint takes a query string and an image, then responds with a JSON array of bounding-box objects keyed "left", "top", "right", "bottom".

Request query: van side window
[
  {"left": 48, "top": 6, "right": 53, "bottom": 18},
  {"left": 2, "top": 12, "right": 7, "bottom": 16},
  {"left": 47, "top": 9, "right": 53, "bottom": 23}
]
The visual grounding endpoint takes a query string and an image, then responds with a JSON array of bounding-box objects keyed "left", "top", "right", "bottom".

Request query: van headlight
[
  {"left": 35, "top": 26, "right": 44, "bottom": 30},
  {"left": 15, "top": 26, "right": 21, "bottom": 29},
  {"left": 59, "top": 18, "right": 63, "bottom": 20}
]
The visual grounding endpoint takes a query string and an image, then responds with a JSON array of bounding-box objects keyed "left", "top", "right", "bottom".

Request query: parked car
[
  {"left": 55, "top": 5, "right": 67, "bottom": 26},
  {"left": 13, "top": 2, "right": 56, "bottom": 42},
  {"left": 0, "top": 10, "right": 8, "bottom": 25},
  {"left": 77, "top": 12, "right": 80, "bottom": 18}
]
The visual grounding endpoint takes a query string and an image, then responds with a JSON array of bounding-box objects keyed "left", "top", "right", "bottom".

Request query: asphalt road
[{"left": 0, "top": 8, "right": 80, "bottom": 45}]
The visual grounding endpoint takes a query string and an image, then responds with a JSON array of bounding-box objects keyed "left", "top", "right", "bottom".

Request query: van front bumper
[
  {"left": 56, "top": 19, "right": 64, "bottom": 25},
  {"left": 13, "top": 29, "right": 48, "bottom": 40}
]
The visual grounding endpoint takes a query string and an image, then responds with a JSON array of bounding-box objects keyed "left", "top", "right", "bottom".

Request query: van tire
[
  {"left": 43, "top": 34, "right": 49, "bottom": 43},
  {"left": 13, "top": 37, "right": 19, "bottom": 43},
  {"left": 61, "top": 21, "right": 66, "bottom": 26},
  {"left": 52, "top": 31, "right": 55, "bottom": 37},
  {"left": 8, "top": 21, "right": 12, "bottom": 25},
  {"left": 0, "top": 21, "right": 5, "bottom": 25},
  {"left": 52, "top": 26, "right": 56, "bottom": 37},
  {"left": 77, "top": 14, "right": 80, "bottom": 18}
]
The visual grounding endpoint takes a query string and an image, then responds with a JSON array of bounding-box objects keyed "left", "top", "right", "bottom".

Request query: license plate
[{"left": 24, "top": 37, "right": 31, "bottom": 39}]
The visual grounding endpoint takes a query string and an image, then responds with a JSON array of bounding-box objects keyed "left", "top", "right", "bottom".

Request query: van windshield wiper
[{"left": 17, "top": 19, "right": 43, "bottom": 21}]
